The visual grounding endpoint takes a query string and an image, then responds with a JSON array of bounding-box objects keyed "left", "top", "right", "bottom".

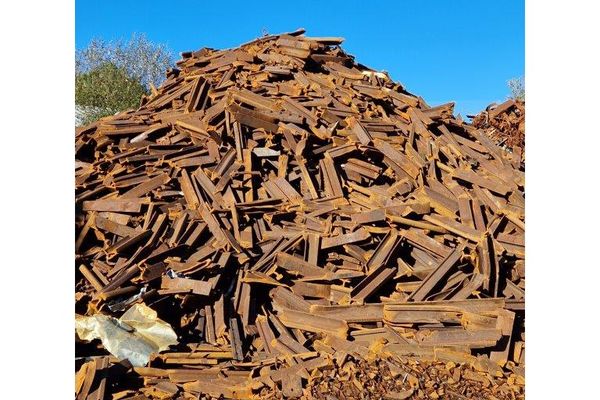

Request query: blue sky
[{"left": 76, "top": 0, "right": 524, "bottom": 117}]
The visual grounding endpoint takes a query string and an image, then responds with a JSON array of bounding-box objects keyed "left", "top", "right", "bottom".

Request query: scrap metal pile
[
  {"left": 75, "top": 29, "right": 525, "bottom": 399},
  {"left": 471, "top": 100, "right": 525, "bottom": 162}
]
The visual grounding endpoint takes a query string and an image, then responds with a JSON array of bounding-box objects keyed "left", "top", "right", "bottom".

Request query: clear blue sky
[{"left": 76, "top": 0, "right": 524, "bottom": 117}]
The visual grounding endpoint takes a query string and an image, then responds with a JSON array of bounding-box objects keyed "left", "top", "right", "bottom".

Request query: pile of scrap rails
[
  {"left": 75, "top": 29, "right": 525, "bottom": 400},
  {"left": 471, "top": 99, "right": 525, "bottom": 164}
]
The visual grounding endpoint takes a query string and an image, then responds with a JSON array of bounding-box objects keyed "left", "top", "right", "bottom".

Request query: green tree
[
  {"left": 75, "top": 63, "right": 147, "bottom": 125},
  {"left": 75, "top": 34, "right": 174, "bottom": 126}
]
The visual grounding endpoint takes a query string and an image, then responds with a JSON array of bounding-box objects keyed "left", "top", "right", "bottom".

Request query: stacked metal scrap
[
  {"left": 471, "top": 99, "right": 525, "bottom": 163},
  {"left": 75, "top": 29, "right": 525, "bottom": 399}
]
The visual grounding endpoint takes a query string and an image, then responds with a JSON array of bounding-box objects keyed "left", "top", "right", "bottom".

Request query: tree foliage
[
  {"left": 75, "top": 34, "right": 174, "bottom": 125},
  {"left": 75, "top": 63, "right": 147, "bottom": 125},
  {"left": 76, "top": 33, "right": 174, "bottom": 90},
  {"left": 507, "top": 76, "right": 525, "bottom": 101}
]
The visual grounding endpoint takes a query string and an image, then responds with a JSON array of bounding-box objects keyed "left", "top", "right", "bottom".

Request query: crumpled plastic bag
[{"left": 75, "top": 303, "right": 178, "bottom": 366}]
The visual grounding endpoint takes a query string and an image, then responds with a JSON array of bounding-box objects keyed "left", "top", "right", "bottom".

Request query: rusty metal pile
[
  {"left": 75, "top": 29, "right": 525, "bottom": 399},
  {"left": 471, "top": 100, "right": 525, "bottom": 162}
]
